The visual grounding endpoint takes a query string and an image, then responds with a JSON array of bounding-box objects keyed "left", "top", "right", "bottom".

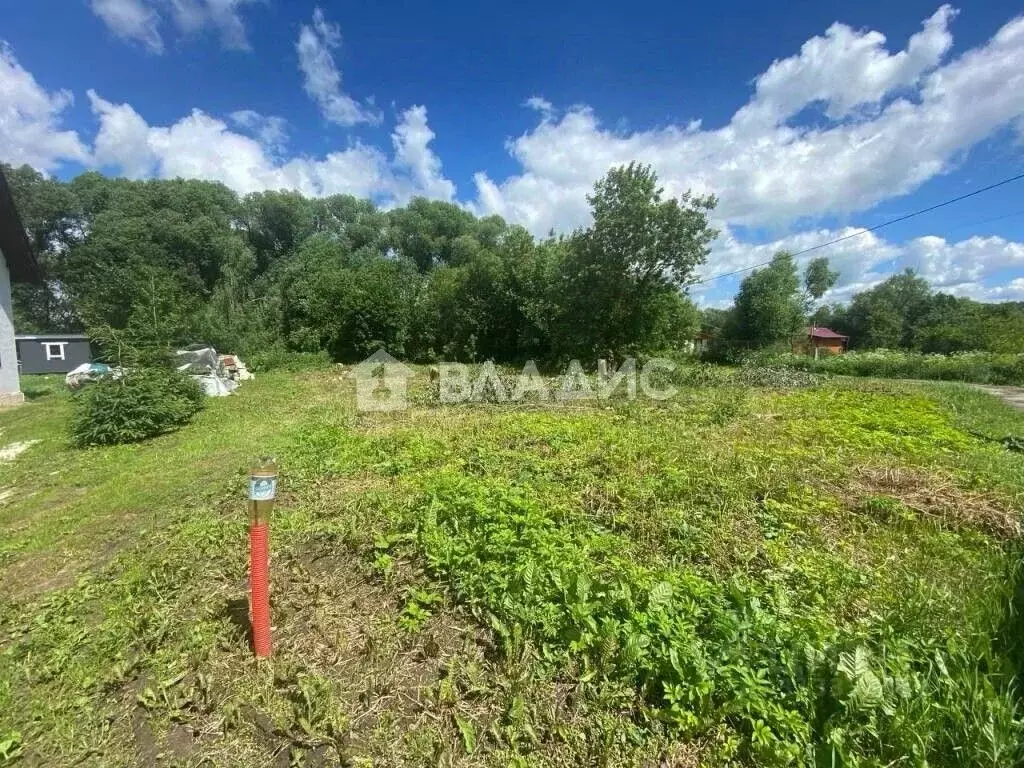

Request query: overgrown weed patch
[{"left": 1, "top": 371, "right": 1023, "bottom": 766}]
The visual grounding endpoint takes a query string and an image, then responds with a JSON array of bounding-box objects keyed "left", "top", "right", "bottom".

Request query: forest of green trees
[
  {"left": 6, "top": 162, "right": 716, "bottom": 365},
  {"left": 813, "top": 272, "right": 1024, "bottom": 353},
  {"left": 7, "top": 160, "right": 1024, "bottom": 366},
  {"left": 705, "top": 254, "right": 1024, "bottom": 358}
]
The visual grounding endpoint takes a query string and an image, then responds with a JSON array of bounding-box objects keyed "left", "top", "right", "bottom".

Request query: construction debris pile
[
  {"left": 175, "top": 344, "right": 254, "bottom": 396},
  {"left": 65, "top": 362, "right": 115, "bottom": 389},
  {"left": 65, "top": 345, "right": 253, "bottom": 396}
]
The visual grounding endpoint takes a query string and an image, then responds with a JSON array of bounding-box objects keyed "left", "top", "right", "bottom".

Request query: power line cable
[
  {"left": 693, "top": 171, "right": 1024, "bottom": 285},
  {"left": 944, "top": 207, "right": 1024, "bottom": 233}
]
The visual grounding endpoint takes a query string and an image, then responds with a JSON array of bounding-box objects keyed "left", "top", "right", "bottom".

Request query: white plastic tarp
[
  {"left": 175, "top": 345, "right": 220, "bottom": 374},
  {"left": 193, "top": 373, "right": 239, "bottom": 397},
  {"left": 65, "top": 362, "right": 112, "bottom": 388},
  {"left": 176, "top": 344, "right": 238, "bottom": 397}
]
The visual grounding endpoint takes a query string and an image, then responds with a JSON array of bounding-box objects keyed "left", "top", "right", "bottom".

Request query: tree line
[
  {"left": 814, "top": 271, "right": 1024, "bottom": 354},
  {"left": 702, "top": 252, "right": 1024, "bottom": 358},
  {"left": 8, "top": 160, "right": 1022, "bottom": 366},
  {"left": 5, "top": 162, "right": 716, "bottom": 365}
]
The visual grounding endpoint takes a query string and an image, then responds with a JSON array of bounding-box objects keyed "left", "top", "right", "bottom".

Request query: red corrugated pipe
[
  {"left": 249, "top": 521, "right": 271, "bottom": 658},
  {"left": 248, "top": 457, "right": 277, "bottom": 659}
]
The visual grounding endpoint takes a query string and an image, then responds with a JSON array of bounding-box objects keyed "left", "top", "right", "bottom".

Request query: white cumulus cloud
[
  {"left": 524, "top": 96, "right": 555, "bottom": 119},
  {"left": 89, "top": 0, "right": 163, "bottom": 53},
  {"left": 0, "top": 43, "right": 89, "bottom": 171},
  {"left": 88, "top": 91, "right": 452, "bottom": 204},
  {"left": 691, "top": 228, "right": 1024, "bottom": 306},
  {"left": 166, "top": 0, "right": 258, "bottom": 50},
  {"left": 472, "top": 6, "right": 1024, "bottom": 236},
  {"left": 229, "top": 109, "right": 288, "bottom": 153},
  {"left": 390, "top": 105, "right": 455, "bottom": 201},
  {"left": 297, "top": 8, "right": 381, "bottom": 127},
  {"left": 89, "top": 0, "right": 259, "bottom": 52},
  {"left": 734, "top": 5, "right": 956, "bottom": 127}
]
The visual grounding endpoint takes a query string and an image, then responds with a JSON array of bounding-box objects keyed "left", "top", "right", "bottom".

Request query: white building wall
[{"left": 0, "top": 251, "right": 23, "bottom": 400}]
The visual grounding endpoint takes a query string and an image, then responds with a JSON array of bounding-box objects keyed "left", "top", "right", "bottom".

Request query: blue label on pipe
[{"left": 249, "top": 477, "right": 277, "bottom": 501}]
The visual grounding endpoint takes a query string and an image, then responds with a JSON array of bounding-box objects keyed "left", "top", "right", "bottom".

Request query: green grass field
[{"left": 1, "top": 369, "right": 1023, "bottom": 767}]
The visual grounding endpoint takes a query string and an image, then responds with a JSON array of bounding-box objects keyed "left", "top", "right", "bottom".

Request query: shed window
[{"left": 43, "top": 342, "right": 67, "bottom": 361}]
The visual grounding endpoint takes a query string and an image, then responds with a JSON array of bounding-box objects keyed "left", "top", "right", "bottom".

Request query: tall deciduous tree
[
  {"left": 843, "top": 270, "right": 932, "bottom": 349},
  {"left": 554, "top": 163, "right": 717, "bottom": 359},
  {"left": 60, "top": 177, "right": 250, "bottom": 350},
  {"left": 279, "top": 234, "right": 418, "bottom": 360},
  {"left": 3, "top": 163, "right": 84, "bottom": 332},
  {"left": 719, "top": 251, "right": 804, "bottom": 353},
  {"left": 803, "top": 256, "right": 839, "bottom": 309},
  {"left": 713, "top": 253, "right": 842, "bottom": 357}
]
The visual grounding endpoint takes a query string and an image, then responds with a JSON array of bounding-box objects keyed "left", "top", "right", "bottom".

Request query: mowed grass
[{"left": 1, "top": 369, "right": 1023, "bottom": 766}]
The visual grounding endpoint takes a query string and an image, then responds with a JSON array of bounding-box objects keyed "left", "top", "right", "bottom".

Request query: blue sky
[{"left": 2, "top": 0, "right": 1023, "bottom": 306}]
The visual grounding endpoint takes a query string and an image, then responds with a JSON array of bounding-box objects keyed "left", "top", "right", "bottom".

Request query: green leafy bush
[
  {"left": 70, "top": 368, "right": 206, "bottom": 447},
  {"left": 752, "top": 350, "right": 1024, "bottom": 385},
  {"left": 245, "top": 347, "right": 333, "bottom": 373}
]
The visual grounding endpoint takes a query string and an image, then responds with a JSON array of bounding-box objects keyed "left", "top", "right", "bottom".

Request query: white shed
[{"left": 0, "top": 167, "right": 42, "bottom": 406}]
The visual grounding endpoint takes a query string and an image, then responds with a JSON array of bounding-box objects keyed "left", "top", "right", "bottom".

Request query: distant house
[
  {"left": 794, "top": 326, "right": 848, "bottom": 357},
  {"left": 0, "top": 167, "right": 43, "bottom": 405},
  {"left": 691, "top": 331, "right": 714, "bottom": 355},
  {"left": 16, "top": 334, "right": 92, "bottom": 374}
]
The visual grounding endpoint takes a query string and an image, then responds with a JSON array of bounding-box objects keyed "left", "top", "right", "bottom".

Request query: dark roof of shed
[
  {"left": 807, "top": 326, "right": 848, "bottom": 339},
  {"left": 0, "top": 167, "right": 42, "bottom": 284},
  {"left": 16, "top": 334, "right": 90, "bottom": 340}
]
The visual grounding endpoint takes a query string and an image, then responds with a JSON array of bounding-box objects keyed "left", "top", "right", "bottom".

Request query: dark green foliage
[
  {"left": 70, "top": 368, "right": 206, "bottom": 446},
  {"left": 62, "top": 179, "right": 242, "bottom": 338},
  {"left": 245, "top": 347, "right": 332, "bottom": 372},
  {"left": 5, "top": 163, "right": 712, "bottom": 366},
  {"left": 5, "top": 164, "right": 83, "bottom": 332},
  {"left": 715, "top": 260, "right": 1024, "bottom": 360},
  {"left": 280, "top": 235, "right": 418, "bottom": 359},
  {"left": 552, "top": 163, "right": 715, "bottom": 360},
  {"left": 999, "top": 435, "right": 1024, "bottom": 452},
  {"left": 699, "top": 306, "right": 729, "bottom": 337},
  {"left": 10, "top": 161, "right": 1024, "bottom": 366},
  {"left": 714, "top": 251, "right": 805, "bottom": 356},
  {"left": 386, "top": 197, "right": 488, "bottom": 271},
  {"left": 241, "top": 190, "right": 316, "bottom": 272},
  {"left": 803, "top": 256, "right": 839, "bottom": 305},
  {"left": 832, "top": 270, "right": 933, "bottom": 350},
  {"left": 810, "top": 269, "right": 1024, "bottom": 355}
]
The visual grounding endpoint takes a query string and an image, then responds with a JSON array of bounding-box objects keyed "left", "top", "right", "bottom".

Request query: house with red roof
[{"left": 793, "top": 326, "right": 848, "bottom": 357}]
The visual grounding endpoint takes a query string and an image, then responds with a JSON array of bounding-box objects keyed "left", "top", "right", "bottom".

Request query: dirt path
[
  {"left": 890, "top": 379, "right": 1024, "bottom": 412},
  {"left": 972, "top": 385, "right": 1024, "bottom": 411}
]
